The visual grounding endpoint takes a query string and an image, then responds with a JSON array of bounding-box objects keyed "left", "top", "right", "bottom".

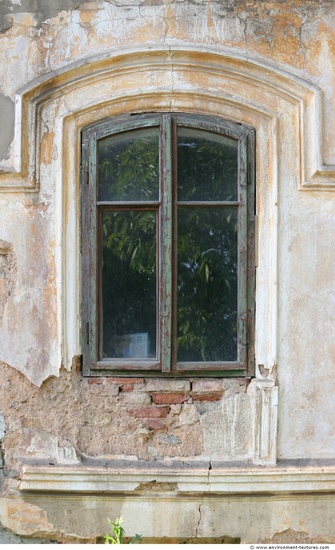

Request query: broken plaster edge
[{"left": 0, "top": 358, "right": 61, "bottom": 389}]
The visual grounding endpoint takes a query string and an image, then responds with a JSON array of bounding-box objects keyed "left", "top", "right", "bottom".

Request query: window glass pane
[
  {"left": 177, "top": 128, "right": 238, "bottom": 201},
  {"left": 177, "top": 207, "right": 238, "bottom": 362},
  {"left": 101, "top": 210, "right": 157, "bottom": 359},
  {"left": 98, "top": 128, "right": 159, "bottom": 201}
]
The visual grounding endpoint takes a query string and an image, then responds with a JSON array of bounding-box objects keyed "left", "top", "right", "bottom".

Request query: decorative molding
[
  {"left": 20, "top": 462, "right": 335, "bottom": 495},
  {"left": 252, "top": 379, "right": 278, "bottom": 466},
  {"left": 0, "top": 45, "right": 334, "bottom": 192}
]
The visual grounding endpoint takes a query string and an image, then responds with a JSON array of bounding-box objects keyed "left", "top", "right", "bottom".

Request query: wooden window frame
[{"left": 81, "top": 113, "right": 255, "bottom": 377}]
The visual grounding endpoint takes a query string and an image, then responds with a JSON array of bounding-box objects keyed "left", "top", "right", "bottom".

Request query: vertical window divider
[
  {"left": 237, "top": 131, "right": 248, "bottom": 367},
  {"left": 171, "top": 116, "right": 178, "bottom": 369},
  {"left": 89, "top": 134, "right": 98, "bottom": 368},
  {"left": 246, "top": 127, "right": 256, "bottom": 376},
  {"left": 81, "top": 130, "right": 98, "bottom": 375},
  {"left": 160, "top": 115, "right": 173, "bottom": 372}
]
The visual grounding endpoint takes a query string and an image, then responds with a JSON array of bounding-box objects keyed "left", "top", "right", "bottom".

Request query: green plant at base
[{"left": 105, "top": 516, "right": 142, "bottom": 544}]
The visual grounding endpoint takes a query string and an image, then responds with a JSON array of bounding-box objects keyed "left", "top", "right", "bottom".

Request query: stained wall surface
[{"left": 1, "top": 0, "right": 335, "bottom": 543}]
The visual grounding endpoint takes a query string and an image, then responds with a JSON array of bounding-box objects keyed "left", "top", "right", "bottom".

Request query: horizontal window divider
[
  {"left": 97, "top": 201, "right": 161, "bottom": 208},
  {"left": 176, "top": 201, "right": 240, "bottom": 207},
  {"left": 92, "top": 360, "right": 161, "bottom": 371}
]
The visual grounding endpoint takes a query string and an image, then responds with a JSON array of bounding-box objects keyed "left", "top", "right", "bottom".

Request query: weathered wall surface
[
  {"left": 1, "top": 0, "right": 335, "bottom": 542},
  {"left": 0, "top": 361, "right": 251, "bottom": 473}
]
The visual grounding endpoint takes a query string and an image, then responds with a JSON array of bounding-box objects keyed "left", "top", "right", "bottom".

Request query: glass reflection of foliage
[
  {"left": 102, "top": 211, "right": 157, "bottom": 358},
  {"left": 98, "top": 125, "right": 239, "bottom": 364},
  {"left": 177, "top": 208, "right": 238, "bottom": 362},
  {"left": 98, "top": 128, "right": 159, "bottom": 202},
  {"left": 177, "top": 129, "right": 238, "bottom": 201}
]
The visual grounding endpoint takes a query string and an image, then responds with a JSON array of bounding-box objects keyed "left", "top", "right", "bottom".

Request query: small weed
[{"left": 105, "top": 516, "right": 142, "bottom": 544}]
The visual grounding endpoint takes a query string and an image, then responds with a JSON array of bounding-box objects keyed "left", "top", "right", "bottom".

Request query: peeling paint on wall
[
  {"left": 0, "top": 0, "right": 96, "bottom": 29},
  {"left": 0, "top": 96, "right": 14, "bottom": 162}
]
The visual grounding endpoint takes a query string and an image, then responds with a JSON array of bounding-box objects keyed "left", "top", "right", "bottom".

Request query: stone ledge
[{"left": 20, "top": 462, "right": 335, "bottom": 495}]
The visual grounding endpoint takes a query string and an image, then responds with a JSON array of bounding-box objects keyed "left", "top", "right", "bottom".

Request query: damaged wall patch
[{"left": 0, "top": 241, "right": 17, "bottom": 325}]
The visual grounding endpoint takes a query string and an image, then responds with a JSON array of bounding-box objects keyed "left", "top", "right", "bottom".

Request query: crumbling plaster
[{"left": 0, "top": 362, "right": 252, "bottom": 479}]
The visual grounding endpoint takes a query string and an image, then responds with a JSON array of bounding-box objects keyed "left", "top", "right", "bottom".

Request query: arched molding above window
[{"left": 0, "top": 46, "right": 333, "bottom": 192}]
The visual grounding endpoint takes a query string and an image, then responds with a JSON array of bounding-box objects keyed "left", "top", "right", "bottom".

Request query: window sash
[{"left": 81, "top": 114, "right": 254, "bottom": 376}]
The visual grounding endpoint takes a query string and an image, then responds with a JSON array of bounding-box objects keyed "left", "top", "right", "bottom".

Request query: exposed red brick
[
  {"left": 88, "top": 378, "right": 103, "bottom": 384},
  {"left": 151, "top": 393, "right": 189, "bottom": 404},
  {"left": 89, "top": 383, "right": 119, "bottom": 396},
  {"left": 145, "top": 380, "right": 190, "bottom": 392},
  {"left": 191, "top": 392, "right": 223, "bottom": 402},
  {"left": 106, "top": 377, "right": 144, "bottom": 384},
  {"left": 128, "top": 406, "right": 170, "bottom": 418},
  {"left": 192, "top": 380, "right": 222, "bottom": 392},
  {"left": 143, "top": 418, "right": 166, "bottom": 430},
  {"left": 120, "top": 384, "right": 135, "bottom": 392}
]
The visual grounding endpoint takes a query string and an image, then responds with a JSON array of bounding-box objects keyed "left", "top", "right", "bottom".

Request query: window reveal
[{"left": 81, "top": 114, "right": 255, "bottom": 376}]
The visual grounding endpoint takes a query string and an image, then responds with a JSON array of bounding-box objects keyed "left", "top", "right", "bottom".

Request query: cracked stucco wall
[{"left": 1, "top": 0, "right": 335, "bottom": 542}]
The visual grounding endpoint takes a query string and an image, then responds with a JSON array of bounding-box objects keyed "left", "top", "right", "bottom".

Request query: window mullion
[
  {"left": 160, "top": 115, "right": 173, "bottom": 372},
  {"left": 237, "top": 132, "right": 248, "bottom": 367}
]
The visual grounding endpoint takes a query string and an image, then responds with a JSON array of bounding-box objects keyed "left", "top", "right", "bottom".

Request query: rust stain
[
  {"left": 42, "top": 238, "right": 58, "bottom": 342},
  {"left": 79, "top": 6, "right": 98, "bottom": 28},
  {"left": 40, "top": 130, "right": 54, "bottom": 165}
]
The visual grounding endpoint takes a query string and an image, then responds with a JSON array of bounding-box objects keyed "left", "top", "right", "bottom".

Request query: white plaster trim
[
  {"left": 20, "top": 464, "right": 335, "bottom": 494},
  {"left": 0, "top": 46, "right": 334, "bottom": 191},
  {"left": 252, "top": 381, "right": 278, "bottom": 466}
]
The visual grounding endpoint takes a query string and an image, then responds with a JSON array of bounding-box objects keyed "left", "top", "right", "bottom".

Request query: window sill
[
  {"left": 20, "top": 460, "right": 335, "bottom": 495},
  {"left": 88, "top": 361, "right": 247, "bottom": 377}
]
